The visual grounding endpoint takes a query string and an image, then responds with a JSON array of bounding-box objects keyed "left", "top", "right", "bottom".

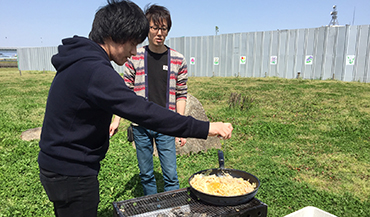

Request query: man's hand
[
  {"left": 109, "top": 122, "right": 119, "bottom": 138},
  {"left": 109, "top": 116, "right": 121, "bottom": 138},
  {"left": 208, "top": 122, "right": 233, "bottom": 139},
  {"left": 176, "top": 137, "right": 187, "bottom": 146}
]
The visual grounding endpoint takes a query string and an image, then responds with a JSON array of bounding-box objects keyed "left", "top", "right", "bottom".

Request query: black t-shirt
[{"left": 147, "top": 48, "right": 169, "bottom": 108}]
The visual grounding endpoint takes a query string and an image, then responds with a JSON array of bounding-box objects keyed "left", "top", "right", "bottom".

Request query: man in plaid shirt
[{"left": 110, "top": 4, "right": 189, "bottom": 195}]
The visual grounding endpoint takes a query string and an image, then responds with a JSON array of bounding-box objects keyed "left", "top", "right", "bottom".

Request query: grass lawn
[{"left": 0, "top": 68, "right": 369, "bottom": 216}]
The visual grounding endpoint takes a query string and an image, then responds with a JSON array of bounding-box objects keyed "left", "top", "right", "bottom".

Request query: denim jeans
[
  {"left": 132, "top": 125, "right": 179, "bottom": 195},
  {"left": 39, "top": 168, "right": 99, "bottom": 217}
]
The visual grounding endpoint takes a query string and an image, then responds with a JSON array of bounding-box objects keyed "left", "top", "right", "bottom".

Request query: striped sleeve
[
  {"left": 174, "top": 52, "right": 188, "bottom": 101},
  {"left": 123, "top": 60, "right": 135, "bottom": 90}
]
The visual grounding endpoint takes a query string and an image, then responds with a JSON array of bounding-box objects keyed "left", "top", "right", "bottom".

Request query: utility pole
[{"left": 352, "top": 7, "right": 356, "bottom": 25}]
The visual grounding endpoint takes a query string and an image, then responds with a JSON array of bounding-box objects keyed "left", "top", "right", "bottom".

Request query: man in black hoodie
[{"left": 38, "top": 0, "right": 233, "bottom": 216}]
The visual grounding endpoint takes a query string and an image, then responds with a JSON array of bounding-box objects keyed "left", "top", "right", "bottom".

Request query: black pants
[{"left": 39, "top": 168, "right": 100, "bottom": 217}]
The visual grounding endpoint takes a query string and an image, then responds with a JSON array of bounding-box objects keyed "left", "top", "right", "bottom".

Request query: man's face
[
  {"left": 105, "top": 39, "right": 137, "bottom": 66},
  {"left": 148, "top": 20, "right": 168, "bottom": 48}
]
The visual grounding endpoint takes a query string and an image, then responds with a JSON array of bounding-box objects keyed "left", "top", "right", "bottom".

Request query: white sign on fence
[
  {"left": 346, "top": 55, "right": 355, "bottom": 65},
  {"left": 240, "top": 56, "right": 246, "bottom": 64},
  {"left": 190, "top": 57, "right": 195, "bottom": 65},
  {"left": 305, "top": 55, "right": 313, "bottom": 65},
  {"left": 214, "top": 57, "right": 219, "bottom": 65},
  {"left": 270, "top": 56, "right": 277, "bottom": 65}
]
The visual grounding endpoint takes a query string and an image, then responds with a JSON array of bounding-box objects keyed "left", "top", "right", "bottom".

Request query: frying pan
[{"left": 188, "top": 150, "right": 260, "bottom": 206}]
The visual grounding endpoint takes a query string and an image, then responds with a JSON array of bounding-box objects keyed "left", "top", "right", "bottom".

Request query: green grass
[{"left": 0, "top": 68, "right": 369, "bottom": 216}]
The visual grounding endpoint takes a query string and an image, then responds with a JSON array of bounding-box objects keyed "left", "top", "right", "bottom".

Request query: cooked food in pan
[{"left": 190, "top": 173, "right": 256, "bottom": 196}]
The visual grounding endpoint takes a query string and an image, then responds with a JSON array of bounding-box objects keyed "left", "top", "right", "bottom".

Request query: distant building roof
[{"left": 0, "top": 47, "right": 17, "bottom": 51}]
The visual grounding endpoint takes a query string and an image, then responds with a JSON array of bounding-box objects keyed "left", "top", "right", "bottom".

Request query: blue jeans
[{"left": 132, "top": 125, "right": 179, "bottom": 195}]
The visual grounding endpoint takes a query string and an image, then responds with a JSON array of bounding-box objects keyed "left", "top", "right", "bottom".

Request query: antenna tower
[{"left": 329, "top": 5, "right": 339, "bottom": 26}]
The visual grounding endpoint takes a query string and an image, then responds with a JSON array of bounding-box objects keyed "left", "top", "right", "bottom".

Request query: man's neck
[{"left": 148, "top": 44, "right": 167, "bottom": 54}]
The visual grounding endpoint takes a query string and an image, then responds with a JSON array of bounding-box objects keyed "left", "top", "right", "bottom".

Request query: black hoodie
[{"left": 38, "top": 36, "right": 209, "bottom": 176}]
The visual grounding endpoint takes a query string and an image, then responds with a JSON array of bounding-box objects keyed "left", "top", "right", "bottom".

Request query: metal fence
[
  {"left": 17, "top": 47, "right": 58, "bottom": 72},
  {"left": 18, "top": 25, "right": 370, "bottom": 82}
]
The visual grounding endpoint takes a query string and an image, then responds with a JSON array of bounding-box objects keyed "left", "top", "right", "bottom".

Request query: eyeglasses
[{"left": 150, "top": 26, "right": 168, "bottom": 33}]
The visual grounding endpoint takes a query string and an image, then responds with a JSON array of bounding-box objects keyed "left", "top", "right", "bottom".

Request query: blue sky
[{"left": 1, "top": 0, "right": 369, "bottom": 47}]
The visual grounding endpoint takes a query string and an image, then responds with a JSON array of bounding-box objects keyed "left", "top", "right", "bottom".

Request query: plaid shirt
[{"left": 123, "top": 46, "right": 188, "bottom": 112}]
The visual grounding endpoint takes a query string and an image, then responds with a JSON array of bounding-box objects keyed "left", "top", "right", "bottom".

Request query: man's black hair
[
  {"left": 89, "top": 0, "right": 149, "bottom": 45},
  {"left": 144, "top": 4, "right": 172, "bottom": 32}
]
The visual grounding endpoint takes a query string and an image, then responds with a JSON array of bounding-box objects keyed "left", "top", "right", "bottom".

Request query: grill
[{"left": 113, "top": 188, "right": 267, "bottom": 217}]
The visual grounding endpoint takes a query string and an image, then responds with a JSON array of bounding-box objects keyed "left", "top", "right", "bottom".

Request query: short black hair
[
  {"left": 144, "top": 4, "right": 172, "bottom": 32},
  {"left": 89, "top": 0, "right": 149, "bottom": 45}
]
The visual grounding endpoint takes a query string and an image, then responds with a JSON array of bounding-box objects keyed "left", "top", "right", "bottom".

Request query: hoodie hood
[{"left": 52, "top": 36, "right": 109, "bottom": 72}]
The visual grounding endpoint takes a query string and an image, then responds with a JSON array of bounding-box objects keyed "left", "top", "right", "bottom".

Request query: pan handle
[{"left": 218, "top": 150, "right": 225, "bottom": 169}]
